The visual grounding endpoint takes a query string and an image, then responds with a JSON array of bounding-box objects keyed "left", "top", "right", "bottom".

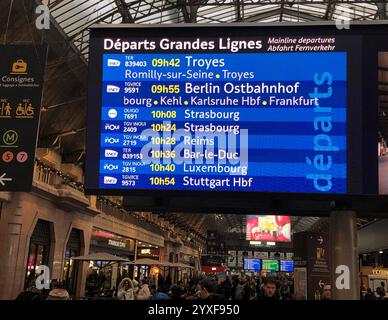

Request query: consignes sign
[{"left": 0, "top": 45, "right": 47, "bottom": 191}]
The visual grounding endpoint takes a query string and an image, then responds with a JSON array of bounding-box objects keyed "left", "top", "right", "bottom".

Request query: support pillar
[
  {"left": 330, "top": 210, "right": 359, "bottom": 300},
  {"left": 3, "top": 193, "right": 24, "bottom": 299}
]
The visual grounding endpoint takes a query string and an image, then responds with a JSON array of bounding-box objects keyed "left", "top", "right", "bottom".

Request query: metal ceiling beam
[
  {"left": 66, "top": 7, "right": 118, "bottom": 37},
  {"left": 68, "top": 0, "right": 178, "bottom": 41},
  {"left": 40, "top": 127, "right": 86, "bottom": 145},
  {"left": 62, "top": 149, "right": 86, "bottom": 164},
  {"left": 115, "top": 0, "right": 134, "bottom": 23},
  {"left": 323, "top": 0, "right": 335, "bottom": 20},
  {"left": 41, "top": 97, "right": 85, "bottom": 111},
  {"left": 279, "top": 2, "right": 284, "bottom": 22},
  {"left": 282, "top": 8, "right": 326, "bottom": 21},
  {"left": 177, "top": 0, "right": 203, "bottom": 23},
  {"left": 29, "top": 0, "right": 88, "bottom": 68},
  {"left": 235, "top": 0, "right": 242, "bottom": 22},
  {"left": 245, "top": 7, "right": 324, "bottom": 22},
  {"left": 377, "top": 2, "right": 388, "bottom": 19},
  {"left": 206, "top": 0, "right": 388, "bottom": 4},
  {"left": 244, "top": 8, "right": 283, "bottom": 22}
]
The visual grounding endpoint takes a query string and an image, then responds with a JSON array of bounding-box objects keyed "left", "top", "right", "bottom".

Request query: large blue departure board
[
  {"left": 98, "top": 51, "right": 346, "bottom": 193},
  {"left": 86, "top": 25, "right": 375, "bottom": 197}
]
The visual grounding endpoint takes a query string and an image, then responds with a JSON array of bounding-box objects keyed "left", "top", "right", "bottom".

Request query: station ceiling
[
  {"left": 168, "top": 213, "right": 378, "bottom": 238},
  {"left": 48, "top": 0, "right": 379, "bottom": 60}
]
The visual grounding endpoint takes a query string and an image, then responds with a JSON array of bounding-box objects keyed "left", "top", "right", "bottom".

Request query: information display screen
[
  {"left": 243, "top": 258, "right": 261, "bottom": 271},
  {"left": 86, "top": 24, "right": 382, "bottom": 198},
  {"left": 246, "top": 215, "right": 291, "bottom": 242},
  {"left": 262, "top": 259, "right": 280, "bottom": 271},
  {"left": 280, "top": 260, "right": 294, "bottom": 272}
]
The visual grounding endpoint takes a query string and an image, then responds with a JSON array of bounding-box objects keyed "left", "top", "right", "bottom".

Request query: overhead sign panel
[
  {"left": 85, "top": 24, "right": 378, "bottom": 197},
  {"left": 0, "top": 45, "right": 47, "bottom": 192}
]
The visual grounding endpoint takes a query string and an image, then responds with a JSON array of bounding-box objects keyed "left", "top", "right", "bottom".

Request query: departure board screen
[
  {"left": 280, "top": 260, "right": 294, "bottom": 272},
  {"left": 262, "top": 259, "right": 280, "bottom": 271},
  {"left": 86, "top": 25, "right": 375, "bottom": 197},
  {"left": 244, "top": 259, "right": 261, "bottom": 271}
]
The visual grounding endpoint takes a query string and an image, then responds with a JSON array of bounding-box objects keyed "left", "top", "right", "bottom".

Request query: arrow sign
[
  {"left": 0, "top": 173, "right": 12, "bottom": 186},
  {"left": 317, "top": 236, "right": 324, "bottom": 245},
  {"left": 319, "top": 280, "right": 325, "bottom": 288}
]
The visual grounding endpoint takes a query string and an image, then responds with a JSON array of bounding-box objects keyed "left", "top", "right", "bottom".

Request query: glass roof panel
[{"left": 48, "top": 0, "right": 381, "bottom": 59}]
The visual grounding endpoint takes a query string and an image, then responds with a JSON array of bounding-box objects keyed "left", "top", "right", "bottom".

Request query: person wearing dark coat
[
  {"left": 221, "top": 277, "right": 232, "bottom": 300},
  {"left": 255, "top": 277, "right": 279, "bottom": 300},
  {"left": 199, "top": 278, "right": 225, "bottom": 300},
  {"left": 165, "top": 274, "right": 172, "bottom": 289},
  {"left": 364, "top": 288, "right": 376, "bottom": 300}
]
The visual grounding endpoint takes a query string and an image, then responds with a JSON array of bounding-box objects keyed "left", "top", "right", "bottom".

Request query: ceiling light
[{"left": 379, "top": 250, "right": 383, "bottom": 254}]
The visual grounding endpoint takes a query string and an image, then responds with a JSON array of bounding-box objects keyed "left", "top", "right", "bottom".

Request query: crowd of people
[
  {"left": 14, "top": 274, "right": 387, "bottom": 301},
  {"left": 361, "top": 282, "right": 386, "bottom": 300},
  {"left": 14, "top": 274, "right": 295, "bottom": 300},
  {"left": 101, "top": 274, "right": 296, "bottom": 300}
]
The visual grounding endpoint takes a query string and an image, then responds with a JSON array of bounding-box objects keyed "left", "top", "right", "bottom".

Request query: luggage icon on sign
[{"left": 11, "top": 59, "right": 28, "bottom": 74}]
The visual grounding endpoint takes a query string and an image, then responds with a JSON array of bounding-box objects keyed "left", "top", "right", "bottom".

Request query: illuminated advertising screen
[
  {"left": 85, "top": 24, "right": 385, "bottom": 200},
  {"left": 262, "top": 259, "right": 279, "bottom": 271},
  {"left": 280, "top": 260, "right": 294, "bottom": 272},
  {"left": 243, "top": 258, "right": 261, "bottom": 271},
  {"left": 246, "top": 215, "right": 291, "bottom": 242}
]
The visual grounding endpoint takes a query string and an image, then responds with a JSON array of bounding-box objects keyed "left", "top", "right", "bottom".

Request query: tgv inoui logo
[
  {"left": 104, "top": 137, "right": 120, "bottom": 144},
  {"left": 104, "top": 164, "right": 118, "bottom": 171},
  {"left": 105, "top": 149, "right": 119, "bottom": 158},
  {"left": 107, "top": 85, "right": 120, "bottom": 93},
  {"left": 104, "top": 176, "right": 117, "bottom": 184},
  {"left": 105, "top": 123, "right": 120, "bottom": 131},
  {"left": 107, "top": 59, "right": 121, "bottom": 67}
]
